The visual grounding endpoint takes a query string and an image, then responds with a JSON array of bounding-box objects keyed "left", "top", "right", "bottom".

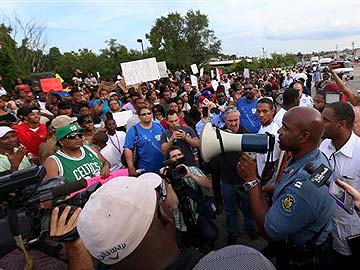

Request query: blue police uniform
[{"left": 265, "top": 149, "right": 333, "bottom": 246}]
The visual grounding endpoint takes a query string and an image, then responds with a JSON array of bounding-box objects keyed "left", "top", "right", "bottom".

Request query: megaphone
[{"left": 200, "top": 122, "right": 275, "bottom": 162}]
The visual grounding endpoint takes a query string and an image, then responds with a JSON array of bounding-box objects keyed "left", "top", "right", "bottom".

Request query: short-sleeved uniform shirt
[
  {"left": 124, "top": 122, "right": 165, "bottom": 173},
  {"left": 264, "top": 149, "right": 334, "bottom": 245}
]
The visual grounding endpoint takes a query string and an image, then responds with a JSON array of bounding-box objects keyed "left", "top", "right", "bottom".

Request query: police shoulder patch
[{"left": 281, "top": 194, "right": 296, "bottom": 213}]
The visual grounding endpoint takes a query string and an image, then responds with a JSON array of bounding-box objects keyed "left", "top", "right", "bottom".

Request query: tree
[
  {"left": 0, "top": 24, "right": 28, "bottom": 89},
  {"left": 146, "top": 10, "right": 221, "bottom": 70}
]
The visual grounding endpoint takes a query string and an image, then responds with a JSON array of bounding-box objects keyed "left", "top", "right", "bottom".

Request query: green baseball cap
[{"left": 55, "top": 124, "right": 83, "bottom": 141}]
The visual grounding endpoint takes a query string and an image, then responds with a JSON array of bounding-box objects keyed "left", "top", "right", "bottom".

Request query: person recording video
[{"left": 159, "top": 146, "right": 216, "bottom": 250}]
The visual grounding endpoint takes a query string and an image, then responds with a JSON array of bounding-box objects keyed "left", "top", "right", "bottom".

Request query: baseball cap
[
  {"left": 55, "top": 124, "right": 83, "bottom": 141},
  {"left": 51, "top": 115, "right": 77, "bottom": 129},
  {"left": 193, "top": 245, "right": 276, "bottom": 270},
  {"left": 77, "top": 173, "right": 162, "bottom": 265},
  {"left": 0, "top": 126, "right": 15, "bottom": 138}
]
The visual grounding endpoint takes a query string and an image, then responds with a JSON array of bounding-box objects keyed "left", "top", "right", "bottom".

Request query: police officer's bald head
[{"left": 287, "top": 107, "right": 323, "bottom": 143}]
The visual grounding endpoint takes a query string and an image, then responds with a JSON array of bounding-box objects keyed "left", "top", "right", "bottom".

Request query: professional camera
[
  {"left": 163, "top": 156, "right": 187, "bottom": 189},
  {"left": 0, "top": 166, "right": 97, "bottom": 252}
]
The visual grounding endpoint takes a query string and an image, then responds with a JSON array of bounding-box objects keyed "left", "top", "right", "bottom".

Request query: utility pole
[
  {"left": 262, "top": 47, "right": 265, "bottom": 59},
  {"left": 335, "top": 44, "right": 338, "bottom": 60},
  {"left": 352, "top": 41, "right": 355, "bottom": 61}
]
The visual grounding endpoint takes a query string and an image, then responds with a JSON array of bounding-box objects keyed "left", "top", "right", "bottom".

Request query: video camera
[
  {"left": 162, "top": 156, "right": 187, "bottom": 190},
  {"left": 0, "top": 166, "right": 98, "bottom": 247},
  {"left": 305, "top": 163, "right": 354, "bottom": 215}
]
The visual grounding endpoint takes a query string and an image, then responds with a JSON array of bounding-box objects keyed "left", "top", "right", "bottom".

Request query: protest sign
[
  {"left": 191, "top": 64, "right": 199, "bottom": 74},
  {"left": 98, "top": 81, "right": 115, "bottom": 92},
  {"left": 112, "top": 110, "right": 133, "bottom": 127},
  {"left": 121, "top": 57, "right": 160, "bottom": 85},
  {"left": 199, "top": 67, "right": 204, "bottom": 77},
  {"left": 157, "top": 61, "right": 168, "bottom": 78},
  {"left": 244, "top": 68, "right": 250, "bottom": 79},
  {"left": 216, "top": 68, "right": 220, "bottom": 81},
  {"left": 211, "top": 70, "right": 214, "bottom": 79},
  {"left": 55, "top": 73, "right": 64, "bottom": 83},
  {"left": 190, "top": 75, "right": 198, "bottom": 87},
  {"left": 40, "top": 78, "right": 62, "bottom": 92}
]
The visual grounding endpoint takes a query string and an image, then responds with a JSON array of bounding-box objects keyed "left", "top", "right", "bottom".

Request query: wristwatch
[{"left": 243, "top": 179, "right": 260, "bottom": 191}]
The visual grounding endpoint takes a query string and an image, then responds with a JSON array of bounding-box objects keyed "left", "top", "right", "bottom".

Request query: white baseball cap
[
  {"left": 77, "top": 173, "right": 162, "bottom": 265},
  {"left": 0, "top": 126, "right": 15, "bottom": 138}
]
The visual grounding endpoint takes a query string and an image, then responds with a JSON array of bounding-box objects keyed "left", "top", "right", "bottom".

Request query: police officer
[{"left": 237, "top": 107, "right": 333, "bottom": 270}]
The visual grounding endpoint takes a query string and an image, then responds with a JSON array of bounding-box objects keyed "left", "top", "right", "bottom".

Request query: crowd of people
[{"left": 1, "top": 62, "right": 360, "bottom": 270}]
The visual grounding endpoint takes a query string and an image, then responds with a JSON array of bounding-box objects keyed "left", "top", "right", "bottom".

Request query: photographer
[{"left": 160, "top": 146, "right": 215, "bottom": 250}]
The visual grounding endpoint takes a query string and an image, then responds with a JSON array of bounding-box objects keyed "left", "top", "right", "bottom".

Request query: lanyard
[{"left": 108, "top": 133, "right": 122, "bottom": 154}]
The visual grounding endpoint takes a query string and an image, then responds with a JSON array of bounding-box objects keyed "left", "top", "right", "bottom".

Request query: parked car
[{"left": 333, "top": 61, "right": 354, "bottom": 80}]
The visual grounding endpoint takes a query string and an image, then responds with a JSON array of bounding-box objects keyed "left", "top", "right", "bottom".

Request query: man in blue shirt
[
  {"left": 237, "top": 107, "right": 333, "bottom": 270},
  {"left": 124, "top": 106, "right": 165, "bottom": 176},
  {"left": 236, "top": 82, "right": 261, "bottom": 133}
]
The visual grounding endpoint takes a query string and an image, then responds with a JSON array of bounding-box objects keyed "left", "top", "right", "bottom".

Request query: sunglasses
[
  {"left": 140, "top": 112, "right": 152, "bottom": 116},
  {"left": 65, "top": 132, "right": 83, "bottom": 140},
  {"left": 244, "top": 87, "right": 253, "bottom": 90}
]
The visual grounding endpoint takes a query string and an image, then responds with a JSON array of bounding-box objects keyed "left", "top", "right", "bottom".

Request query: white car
[{"left": 334, "top": 61, "right": 354, "bottom": 80}]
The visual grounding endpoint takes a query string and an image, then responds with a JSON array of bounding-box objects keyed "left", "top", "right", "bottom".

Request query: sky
[{"left": 1, "top": 0, "right": 360, "bottom": 57}]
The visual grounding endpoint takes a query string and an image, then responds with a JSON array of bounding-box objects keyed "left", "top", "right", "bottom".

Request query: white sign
[
  {"left": 112, "top": 110, "right": 133, "bottom": 127},
  {"left": 216, "top": 68, "right": 220, "bottom": 81},
  {"left": 211, "top": 70, "right": 214, "bottom": 79},
  {"left": 199, "top": 67, "right": 204, "bottom": 77},
  {"left": 121, "top": 57, "right": 160, "bottom": 85},
  {"left": 244, "top": 68, "right": 250, "bottom": 79},
  {"left": 191, "top": 64, "right": 199, "bottom": 74},
  {"left": 190, "top": 75, "right": 198, "bottom": 87},
  {"left": 157, "top": 61, "right": 168, "bottom": 78}
]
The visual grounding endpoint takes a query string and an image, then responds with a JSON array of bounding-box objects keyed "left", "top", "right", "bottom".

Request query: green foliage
[{"left": 146, "top": 10, "right": 221, "bottom": 70}]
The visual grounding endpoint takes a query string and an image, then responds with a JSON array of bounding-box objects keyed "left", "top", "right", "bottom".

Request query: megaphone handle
[{"left": 215, "top": 128, "right": 225, "bottom": 154}]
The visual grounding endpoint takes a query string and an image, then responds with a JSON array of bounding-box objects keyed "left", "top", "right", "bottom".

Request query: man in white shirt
[
  {"left": 319, "top": 102, "right": 360, "bottom": 268},
  {"left": 256, "top": 98, "right": 281, "bottom": 184},
  {"left": 294, "top": 81, "right": 313, "bottom": 108},
  {"left": 273, "top": 88, "right": 299, "bottom": 127},
  {"left": 282, "top": 73, "right": 293, "bottom": 88},
  {"left": 92, "top": 131, "right": 124, "bottom": 172}
]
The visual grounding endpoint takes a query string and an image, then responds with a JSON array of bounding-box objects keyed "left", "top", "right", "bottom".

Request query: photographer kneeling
[{"left": 160, "top": 146, "right": 217, "bottom": 250}]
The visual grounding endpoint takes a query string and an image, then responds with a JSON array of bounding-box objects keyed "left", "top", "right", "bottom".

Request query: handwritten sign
[
  {"left": 112, "top": 110, "right": 133, "bottom": 127},
  {"left": 40, "top": 78, "right": 62, "bottom": 92},
  {"left": 157, "top": 61, "right": 168, "bottom": 78},
  {"left": 190, "top": 75, "right": 198, "bottom": 87},
  {"left": 191, "top": 64, "right": 199, "bottom": 74},
  {"left": 121, "top": 57, "right": 160, "bottom": 85},
  {"left": 98, "top": 81, "right": 115, "bottom": 92},
  {"left": 199, "top": 67, "right": 204, "bottom": 77},
  {"left": 244, "top": 68, "right": 250, "bottom": 79}
]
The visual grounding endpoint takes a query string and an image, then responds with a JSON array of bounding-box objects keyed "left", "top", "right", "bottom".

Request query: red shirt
[{"left": 13, "top": 123, "right": 48, "bottom": 157}]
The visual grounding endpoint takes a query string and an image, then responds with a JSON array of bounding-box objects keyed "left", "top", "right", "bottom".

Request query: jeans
[{"left": 221, "top": 181, "right": 255, "bottom": 236}]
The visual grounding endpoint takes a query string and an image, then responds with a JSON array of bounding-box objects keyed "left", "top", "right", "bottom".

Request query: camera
[
  {"left": 305, "top": 163, "right": 354, "bottom": 215},
  {"left": 163, "top": 156, "right": 187, "bottom": 190}
]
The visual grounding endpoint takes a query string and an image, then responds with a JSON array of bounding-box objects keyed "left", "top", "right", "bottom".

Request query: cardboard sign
[
  {"left": 199, "top": 67, "right": 204, "bottom": 77},
  {"left": 98, "top": 81, "right": 115, "bottom": 92},
  {"left": 121, "top": 57, "right": 160, "bottom": 85},
  {"left": 40, "top": 78, "right": 63, "bottom": 92},
  {"left": 112, "top": 110, "right": 133, "bottom": 127},
  {"left": 190, "top": 75, "right": 198, "bottom": 87},
  {"left": 157, "top": 61, "right": 168, "bottom": 78},
  {"left": 244, "top": 68, "right": 250, "bottom": 79},
  {"left": 191, "top": 64, "right": 199, "bottom": 74}
]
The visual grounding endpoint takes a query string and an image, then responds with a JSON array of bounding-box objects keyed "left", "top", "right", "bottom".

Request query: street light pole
[{"left": 137, "top": 38, "right": 144, "bottom": 55}]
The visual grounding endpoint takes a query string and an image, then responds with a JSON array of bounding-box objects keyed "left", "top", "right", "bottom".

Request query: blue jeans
[{"left": 221, "top": 181, "right": 255, "bottom": 236}]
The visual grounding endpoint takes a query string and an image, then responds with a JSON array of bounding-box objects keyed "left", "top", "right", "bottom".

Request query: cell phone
[
  {"left": 329, "top": 179, "right": 354, "bottom": 215},
  {"left": 202, "top": 107, "right": 209, "bottom": 117},
  {"left": 202, "top": 98, "right": 210, "bottom": 106}
]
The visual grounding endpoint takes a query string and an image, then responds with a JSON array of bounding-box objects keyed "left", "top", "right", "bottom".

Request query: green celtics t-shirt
[{"left": 51, "top": 145, "right": 102, "bottom": 183}]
